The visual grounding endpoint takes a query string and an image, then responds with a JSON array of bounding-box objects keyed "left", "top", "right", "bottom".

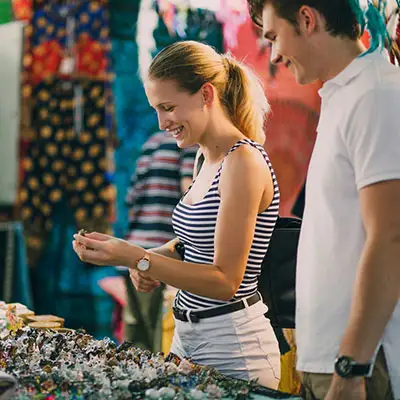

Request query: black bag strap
[{"left": 196, "top": 152, "right": 205, "bottom": 177}]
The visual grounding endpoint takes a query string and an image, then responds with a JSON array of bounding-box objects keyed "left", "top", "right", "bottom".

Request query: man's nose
[{"left": 270, "top": 45, "right": 283, "bottom": 65}]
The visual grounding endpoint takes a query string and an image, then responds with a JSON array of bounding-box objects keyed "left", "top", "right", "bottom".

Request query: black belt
[{"left": 173, "top": 292, "right": 261, "bottom": 323}]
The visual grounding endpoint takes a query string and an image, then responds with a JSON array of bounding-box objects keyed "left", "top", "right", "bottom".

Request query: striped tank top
[{"left": 172, "top": 139, "right": 280, "bottom": 310}]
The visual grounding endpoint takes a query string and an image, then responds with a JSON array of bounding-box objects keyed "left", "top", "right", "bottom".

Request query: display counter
[{"left": 0, "top": 304, "right": 302, "bottom": 399}]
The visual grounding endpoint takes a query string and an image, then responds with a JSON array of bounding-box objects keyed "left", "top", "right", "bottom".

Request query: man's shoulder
[
  {"left": 337, "top": 59, "right": 400, "bottom": 122},
  {"left": 353, "top": 56, "right": 400, "bottom": 98}
]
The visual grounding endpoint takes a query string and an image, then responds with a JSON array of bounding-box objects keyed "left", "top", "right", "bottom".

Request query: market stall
[{"left": 0, "top": 303, "right": 302, "bottom": 400}]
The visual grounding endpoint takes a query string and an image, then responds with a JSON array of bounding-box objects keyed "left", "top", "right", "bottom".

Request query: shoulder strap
[{"left": 196, "top": 153, "right": 205, "bottom": 176}]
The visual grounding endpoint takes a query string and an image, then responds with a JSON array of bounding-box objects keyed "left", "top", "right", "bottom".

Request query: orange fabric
[
  {"left": 26, "top": 38, "right": 108, "bottom": 84},
  {"left": 27, "top": 40, "right": 64, "bottom": 83},
  {"left": 75, "top": 37, "right": 108, "bottom": 78},
  {"left": 12, "top": 0, "right": 32, "bottom": 21}
]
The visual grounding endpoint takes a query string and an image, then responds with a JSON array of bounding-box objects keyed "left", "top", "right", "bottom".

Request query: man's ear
[
  {"left": 201, "top": 82, "right": 215, "bottom": 107},
  {"left": 297, "top": 5, "right": 319, "bottom": 35}
]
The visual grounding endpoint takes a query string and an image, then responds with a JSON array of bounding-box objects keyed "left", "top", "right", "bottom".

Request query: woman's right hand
[{"left": 129, "top": 269, "right": 161, "bottom": 293}]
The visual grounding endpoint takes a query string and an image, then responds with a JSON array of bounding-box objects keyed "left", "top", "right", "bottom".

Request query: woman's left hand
[{"left": 72, "top": 232, "right": 145, "bottom": 267}]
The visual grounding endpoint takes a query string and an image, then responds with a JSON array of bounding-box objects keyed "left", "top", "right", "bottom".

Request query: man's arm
[
  {"left": 149, "top": 238, "right": 182, "bottom": 260},
  {"left": 327, "top": 179, "right": 400, "bottom": 399},
  {"left": 338, "top": 179, "right": 400, "bottom": 362}
]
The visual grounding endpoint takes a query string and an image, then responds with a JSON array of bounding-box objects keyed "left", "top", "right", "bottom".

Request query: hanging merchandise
[
  {"left": 215, "top": 0, "right": 249, "bottom": 49},
  {"left": 20, "top": 77, "right": 115, "bottom": 268},
  {"left": 109, "top": 0, "right": 159, "bottom": 238},
  {"left": 155, "top": 0, "right": 225, "bottom": 41},
  {"left": 152, "top": 1, "right": 223, "bottom": 52},
  {"left": 386, "top": 1, "right": 400, "bottom": 64},
  {"left": 18, "top": 0, "right": 118, "bottom": 339},
  {"left": 12, "top": 0, "right": 32, "bottom": 22},
  {"left": 24, "top": 0, "right": 110, "bottom": 83},
  {"left": 20, "top": 0, "right": 115, "bottom": 265}
]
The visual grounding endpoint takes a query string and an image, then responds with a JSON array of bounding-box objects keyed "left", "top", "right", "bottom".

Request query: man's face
[{"left": 262, "top": 3, "right": 319, "bottom": 85}]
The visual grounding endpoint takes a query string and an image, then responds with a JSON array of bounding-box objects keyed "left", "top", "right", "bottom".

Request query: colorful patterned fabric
[
  {"left": 23, "top": 1, "right": 110, "bottom": 84},
  {"left": 30, "top": 0, "right": 109, "bottom": 47},
  {"left": 20, "top": 77, "right": 114, "bottom": 268},
  {"left": 12, "top": 0, "right": 32, "bottom": 22}
]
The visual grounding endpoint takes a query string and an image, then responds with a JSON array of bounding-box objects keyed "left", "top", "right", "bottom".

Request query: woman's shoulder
[
  {"left": 225, "top": 139, "right": 268, "bottom": 169},
  {"left": 220, "top": 140, "right": 270, "bottom": 186}
]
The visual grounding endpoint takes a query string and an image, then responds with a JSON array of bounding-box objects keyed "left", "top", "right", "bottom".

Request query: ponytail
[{"left": 221, "top": 54, "right": 270, "bottom": 145}]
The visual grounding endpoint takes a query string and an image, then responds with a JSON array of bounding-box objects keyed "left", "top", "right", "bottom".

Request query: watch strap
[{"left": 335, "top": 355, "right": 372, "bottom": 378}]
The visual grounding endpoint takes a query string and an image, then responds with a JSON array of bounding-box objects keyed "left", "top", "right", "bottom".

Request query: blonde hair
[{"left": 148, "top": 41, "right": 270, "bottom": 145}]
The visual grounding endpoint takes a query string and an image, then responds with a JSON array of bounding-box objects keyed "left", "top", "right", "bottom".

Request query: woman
[{"left": 73, "top": 41, "right": 280, "bottom": 388}]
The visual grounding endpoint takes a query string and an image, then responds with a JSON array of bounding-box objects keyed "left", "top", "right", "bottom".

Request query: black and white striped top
[{"left": 172, "top": 139, "right": 280, "bottom": 310}]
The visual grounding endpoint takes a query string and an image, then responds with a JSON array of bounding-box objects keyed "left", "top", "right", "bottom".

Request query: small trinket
[
  {"left": 5, "top": 305, "right": 23, "bottom": 333},
  {"left": 158, "top": 387, "right": 176, "bottom": 399},
  {"left": 189, "top": 388, "right": 204, "bottom": 400},
  {"left": 78, "top": 229, "right": 88, "bottom": 236}
]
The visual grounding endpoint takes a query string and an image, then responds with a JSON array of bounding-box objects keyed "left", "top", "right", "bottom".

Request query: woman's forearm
[{"left": 139, "top": 251, "right": 235, "bottom": 301}]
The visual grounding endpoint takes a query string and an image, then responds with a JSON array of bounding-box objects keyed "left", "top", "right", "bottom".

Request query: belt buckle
[
  {"left": 187, "top": 312, "right": 200, "bottom": 323},
  {"left": 173, "top": 308, "right": 200, "bottom": 323},
  {"left": 173, "top": 307, "right": 187, "bottom": 322}
]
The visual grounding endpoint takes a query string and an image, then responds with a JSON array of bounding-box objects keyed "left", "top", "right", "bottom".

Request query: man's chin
[{"left": 295, "top": 72, "right": 318, "bottom": 86}]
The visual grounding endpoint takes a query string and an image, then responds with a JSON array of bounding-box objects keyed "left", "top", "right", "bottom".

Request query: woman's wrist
[
  {"left": 124, "top": 242, "right": 147, "bottom": 270},
  {"left": 133, "top": 248, "right": 151, "bottom": 272}
]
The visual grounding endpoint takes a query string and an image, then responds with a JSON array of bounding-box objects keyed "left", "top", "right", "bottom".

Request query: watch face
[
  {"left": 336, "top": 356, "right": 354, "bottom": 377},
  {"left": 339, "top": 358, "right": 352, "bottom": 374},
  {"left": 137, "top": 258, "right": 150, "bottom": 272}
]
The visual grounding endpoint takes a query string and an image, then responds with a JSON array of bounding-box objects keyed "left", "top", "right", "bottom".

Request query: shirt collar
[{"left": 318, "top": 50, "right": 386, "bottom": 99}]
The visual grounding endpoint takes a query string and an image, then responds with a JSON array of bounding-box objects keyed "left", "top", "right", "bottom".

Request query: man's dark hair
[{"left": 247, "top": 0, "right": 361, "bottom": 40}]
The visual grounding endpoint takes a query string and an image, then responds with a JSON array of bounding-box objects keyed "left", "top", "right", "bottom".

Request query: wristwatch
[
  {"left": 136, "top": 252, "right": 151, "bottom": 272},
  {"left": 334, "top": 355, "right": 372, "bottom": 379}
]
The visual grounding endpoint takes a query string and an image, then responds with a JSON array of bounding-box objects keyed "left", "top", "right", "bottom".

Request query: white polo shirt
[{"left": 296, "top": 51, "right": 400, "bottom": 397}]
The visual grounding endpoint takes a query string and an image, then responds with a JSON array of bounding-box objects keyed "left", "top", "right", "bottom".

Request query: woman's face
[{"left": 145, "top": 78, "right": 208, "bottom": 148}]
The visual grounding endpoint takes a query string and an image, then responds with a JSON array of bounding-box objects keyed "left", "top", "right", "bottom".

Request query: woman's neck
[{"left": 198, "top": 125, "right": 245, "bottom": 164}]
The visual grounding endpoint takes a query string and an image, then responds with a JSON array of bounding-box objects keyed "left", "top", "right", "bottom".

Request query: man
[{"left": 247, "top": 1, "right": 400, "bottom": 399}]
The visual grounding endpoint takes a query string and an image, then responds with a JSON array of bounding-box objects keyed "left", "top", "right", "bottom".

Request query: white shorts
[{"left": 170, "top": 296, "right": 280, "bottom": 389}]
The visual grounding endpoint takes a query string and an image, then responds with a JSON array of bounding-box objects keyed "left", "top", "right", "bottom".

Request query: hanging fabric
[
  {"left": 20, "top": 76, "right": 114, "bottom": 267},
  {"left": 19, "top": 0, "right": 118, "bottom": 340},
  {"left": 24, "top": 0, "right": 110, "bottom": 83},
  {"left": 12, "top": 0, "right": 32, "bottom": 22},
  {"left": 108, "top": 0, "right": 159, "bottom": 238},
  {"left": 20, "top": 0, "right": 115, "bottom": 264},
  {"left": 215, "top": 0, "right": 249, "bottom": 49}
]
